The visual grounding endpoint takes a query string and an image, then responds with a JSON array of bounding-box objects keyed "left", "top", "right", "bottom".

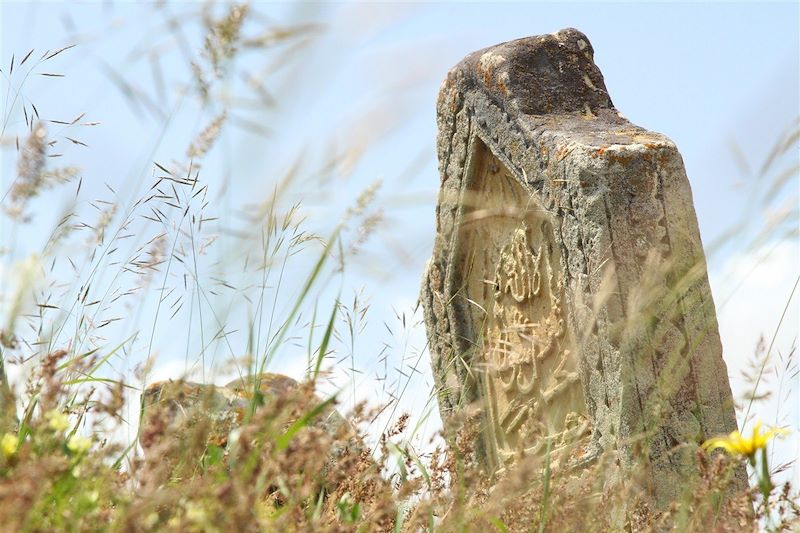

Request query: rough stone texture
[
  {"left": 421, "top": 28, "right": 745, "bottom": 507},
  {"left": 139, "top": 373, "right": 351, "bottom": 471},
  {"left": 140, "top": 373, "right": 299, "bottom": 452}
]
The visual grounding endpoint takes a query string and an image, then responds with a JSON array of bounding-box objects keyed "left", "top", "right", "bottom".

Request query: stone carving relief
[
  {"left": 459, "top": 141, "right": 588, "bottom": 470},
  {"left": 423, "top": 29, "right": 747, "bottom": 508}
]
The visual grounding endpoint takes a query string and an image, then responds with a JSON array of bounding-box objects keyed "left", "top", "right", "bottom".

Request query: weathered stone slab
[
  {"left": 421, "top": 28, "right": 745, "bottom": 507},
  {"left": 140, "top": 373, "right": 303, "bottom": 453},
  {"left": 139, "top": 373, "right": 353, "bottom": 477}
]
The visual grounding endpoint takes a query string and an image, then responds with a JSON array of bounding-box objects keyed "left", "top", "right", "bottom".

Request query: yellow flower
[
  {"left": 1, "top": 433, "right": 19, "bottom": 457},
  {"left": 67, "top": 435, "right": 92, "bottom": 454},
  {"left": 702, "top": 421, "right": 788, "bottom": 458},
  {"left": 185, "top": 502, "right": 207, "bottom": 524},
  {"left": 143, "top": 513, "right": 160, "bottom": 529},
  {"left": 45, "top": 410, "right": 70, "bottom": 432}
]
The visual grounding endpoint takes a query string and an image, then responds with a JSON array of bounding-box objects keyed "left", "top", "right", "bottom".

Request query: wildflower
[
  {"left": 702, "top": 421, "right": 788, "bottom": 459},
  {"left": 185, "top": 501, "right": 207, "bottom": 524},
  {"left": 45, "top": 410, "right": 70, "bottom": 432},
  {"left": 143, "top": 513, "right": 160, "bottom": 529},
  {"left": 1, "top": 433, "right": 19, "bottom": 457},
  {"left": 67, "top": 435, "right": 92, "bottom": 454}
]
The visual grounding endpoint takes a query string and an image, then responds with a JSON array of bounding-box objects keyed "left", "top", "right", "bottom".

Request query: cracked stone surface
[{"left": 420, "top": 27, "right": 746, "bottom": 507}]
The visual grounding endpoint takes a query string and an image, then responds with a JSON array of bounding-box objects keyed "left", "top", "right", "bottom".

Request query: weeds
[{"left": 0, "top": 3, "right": 797, "bottom": 532}]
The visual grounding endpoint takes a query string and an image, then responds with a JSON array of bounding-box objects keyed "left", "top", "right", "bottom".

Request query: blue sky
[{"left": 1, "top": 1, "right": 798, "bottom": 483}]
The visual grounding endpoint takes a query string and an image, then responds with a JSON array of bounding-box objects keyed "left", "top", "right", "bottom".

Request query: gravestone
[
  {"left": 420, "top": 28, "right": 745, "bottom": 507},
  {"left": 139, "top": 373, "right": 303, "bottom": 454},
  {"left": 139, "top": 373, "right": 358, "bottom": 482}
]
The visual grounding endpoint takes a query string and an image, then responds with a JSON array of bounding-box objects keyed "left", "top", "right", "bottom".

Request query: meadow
[{"left": 0, "top": 3, "right": 797, "bottom": 531}]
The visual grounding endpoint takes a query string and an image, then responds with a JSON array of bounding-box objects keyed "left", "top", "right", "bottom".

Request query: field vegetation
[{"left": 0, "top": 3, "right": 797, "bottom": 531}]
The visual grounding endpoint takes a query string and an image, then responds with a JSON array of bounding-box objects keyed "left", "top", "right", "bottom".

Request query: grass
[{"left": 0, "top": 2, "right": 797, "bottom": 531}]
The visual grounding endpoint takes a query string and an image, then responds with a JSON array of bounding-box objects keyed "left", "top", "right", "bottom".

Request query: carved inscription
[
  {"left": 460, "top": 140, "right": 587, "bottom": 469},
  {"left": 424, "top": 29, "right": 748, "bottom": 508}
]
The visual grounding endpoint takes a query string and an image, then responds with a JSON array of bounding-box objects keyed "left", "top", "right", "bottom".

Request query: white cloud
[{"left": 710, "top": 240, "right": 799, "bottom": 485}]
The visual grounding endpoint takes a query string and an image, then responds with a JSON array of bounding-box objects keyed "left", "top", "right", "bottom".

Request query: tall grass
[{"left": 0, "top": 2, "right": 796, "bottom": 531}]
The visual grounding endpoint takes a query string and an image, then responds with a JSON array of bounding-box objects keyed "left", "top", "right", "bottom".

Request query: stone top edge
[
  {"left": 521, "top": 111, "right": 677, "bottom": 152},
  {"left": 442, "top": 28, "right": 615, "bottom": 117}
]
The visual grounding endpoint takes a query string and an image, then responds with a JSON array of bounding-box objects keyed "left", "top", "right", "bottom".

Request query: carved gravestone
[{"left": 421, "top": 28, "right": 745, "bottom": 507}]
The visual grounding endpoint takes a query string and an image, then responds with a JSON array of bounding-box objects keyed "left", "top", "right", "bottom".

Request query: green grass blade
[
  {"left": 313, "top": 296, "right": 339, "bottom": 380},
  {"left": 275, "top": 394, "right": 337, "bottom": 451}
]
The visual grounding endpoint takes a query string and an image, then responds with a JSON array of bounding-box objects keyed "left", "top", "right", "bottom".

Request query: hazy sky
[{"left": 1, "top": 1, "right": 798, "bottom": 483}]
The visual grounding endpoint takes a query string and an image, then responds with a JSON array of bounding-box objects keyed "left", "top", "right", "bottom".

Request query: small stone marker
[
  {"left": 139, "top": 373, "right": 302, "bottom": 454},
  {"left": 139, "top": 373, "right": 355, "bottom": 481},
  {"left": 421, "top": 28, "right": 745, "bottom": 507}
]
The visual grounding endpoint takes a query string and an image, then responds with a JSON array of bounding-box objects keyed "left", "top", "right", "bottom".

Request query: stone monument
[
  {"left": 420, "top": 28, "right": 745, "bottom": 508},
  {"left": 139, "top": 373, "right": 358, "bottom": 484}
]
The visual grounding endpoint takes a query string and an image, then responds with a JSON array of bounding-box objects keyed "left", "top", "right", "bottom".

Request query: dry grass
[{"left": 0, "top": 3, "right": 797, "bottom": 532}]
